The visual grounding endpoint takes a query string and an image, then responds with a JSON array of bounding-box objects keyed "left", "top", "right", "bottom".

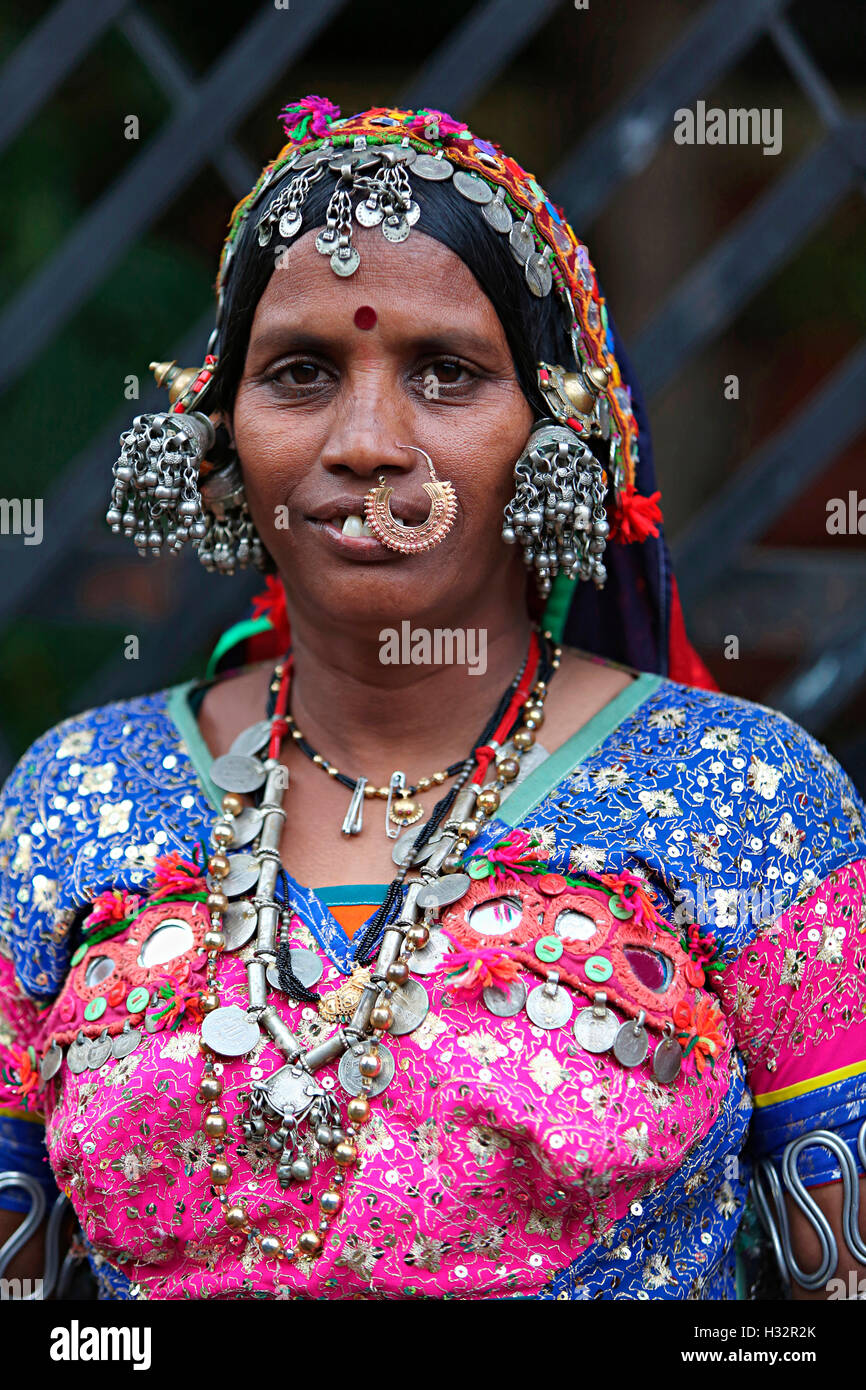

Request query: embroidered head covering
[{"left": 209, "top": 97, "right": 715, "bottom": 690}]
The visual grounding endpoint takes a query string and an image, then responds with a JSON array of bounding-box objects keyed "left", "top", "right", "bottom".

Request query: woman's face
[{"left": 231, "top": 226, "right": 535, "bottom": 633}]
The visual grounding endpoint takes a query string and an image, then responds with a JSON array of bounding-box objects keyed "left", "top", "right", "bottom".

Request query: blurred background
[{"left": 0, "top": 0, "right": 864, "bottom": 784}]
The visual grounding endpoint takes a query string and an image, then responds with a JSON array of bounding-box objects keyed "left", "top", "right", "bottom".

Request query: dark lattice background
[{"left": 0, "top": 0, "right": 864, "bottom": 785}]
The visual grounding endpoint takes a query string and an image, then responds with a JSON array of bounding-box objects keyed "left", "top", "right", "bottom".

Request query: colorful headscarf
[{"left": 208, "top": 97, "right": 715, "bottom": 690}]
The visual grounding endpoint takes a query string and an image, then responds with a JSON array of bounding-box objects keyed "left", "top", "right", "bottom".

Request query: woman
[{"left": 1, "top": 97, "right": 864, "bottom": 1301}]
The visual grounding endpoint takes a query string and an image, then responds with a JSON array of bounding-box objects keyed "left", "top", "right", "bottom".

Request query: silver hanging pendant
[
  {"left": 387, "top": 979, "right": 430, "bottom": 1035},
  {"left": 40, "top": 1039, "right": 63, "bottom": 1081},
  {"left": 339, "top": 1043, "right": 395, "bottom": 1097},
  {"left": 573, "top": 991, "right": 619, "bottom": 1054},
  {"left": 483, "top": 977, "right": 526, "bottom": 1017},
  {"left": 652, "top": 1023, "right": 683, "bottom": 1085},
  {"left": 112, "top": 1019, "right": 142, "bottom": 1060},
  {"left": 201, "top": 1004, "right": 260, "bottom": 1057},
  {"left": 65, "top": 1032, "right": 92, "bottom": 1076},
  {"left": 342, "top": 776, "right": 367, "bottom": 836},
  {"left": 526, "top": 971, "right": 573, "bottom": 1030},
  {"left": 87, "top": 1029, "right": 114, "bottom": 1070},
  {"left": 613, "top": 1009, "right": 649, "bottom": 1068}
]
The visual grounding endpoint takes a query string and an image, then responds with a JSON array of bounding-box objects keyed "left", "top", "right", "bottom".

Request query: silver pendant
[
  {"left": 355, "top": 198, "right": 383, "bottom": 227},
  {"left": 379, "top": 144, "right": 416, "bottom": 165},
  {"left": 342, "top": 776, "right": 367, "bottom": 836},
  {"left": 453, "top": 170, "right": 493, "bottom": 204},
  {"left": 392, "top": 822, "right": 439, "bottom": 868},
  {"left": 331, "top": 245, "right": 361, "bottom": 277},
  {"left": 315, "top": 227, "right": 339, "bottom": 254},
  {"left": 219, "top": 853, "right": 260, "bottom": 897},
  {"left": 201, "top": 1004, "right": 260, "bottom": 1057},
  {"left": 653, "top": 1032, "right": 683, "bottom": 1085},
  {"left": 278, "top": 208, "right": 302, "bottom": 239},
  {"left": 482, "top": 188, "right": 513, "bottom": 233},
  {"left": 261, "top": 1064, "right": 325, "bottom": 1119},
  {"left": 112, "top": 1020, "right": 142, "bottom": 1059},
  {"left": 525, "top": 252, "right": 552, "bottom": 297},
  {"left": 387, "top": 979, "right": 430, "bottom": 1035},
  {"left": 404, "top": 200, "right": 421, "bottom": 226},
  {"left": 338, "top": 1043, "right": 395, "bottom": 1097},
  {"left": 65, "top": 1032, "right": 92, "bottom": 1076},
  {"left": 613, "top": 1010, "right": 649, "bottom": 1068},
  {"left": 408, "top": 929, "right": 451, "bottom": 976},
  {"left": 210, "top": 753, "right": 266, "bottom": 794},
  {"left": 267, "top": 948, "right": 325, "bottom": 992},
  {"left": 229, "top": 720, "right": 272, "bottom": 757},
  {"left": 145, "top": 1009, "right": 164, "bottom": 1034},
  {"left": 296, "top": 144, "right": 333, "bottom": 169},
  {"left": 257, "top": 220, "right": 273, "bottom": 247},
  {"left": 526, "top": 972, "right": 573, "bottom": 1030},
  {"left": 87, "top": 1030, "right": 113, "bottom": 1070},
  {"left": 483, "top": 978, "right": 527, "bottom": 1018},
  {"left": 415, "top": 872, "right": 471, "bottom": 910},
  {"left": 382, "top": 214, "right": 410, "bottom": 243},
  {"left": 573, "top": 992, "right": 619, "bottom": 1054},
  {"left": 509, "top": 216, "right": 535, "bottom": 264},
  {"left": 411, "top": 153, "right": 453, "bottom": 180},
  {"left": 230, "top": 806, "right": 264, "bottom": 848},
  {"left": 40, "top": 1040, "right": 63, "bottom": 1081},
  {"left": 222, "top": 899, "right": 258, "bottom": 950}
]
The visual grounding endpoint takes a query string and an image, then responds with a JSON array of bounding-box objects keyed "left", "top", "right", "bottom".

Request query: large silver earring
[
  {"left": 197, "top": 456, "right": 268, "bottom": 576},
  {"left": 502, "top": 419, "right": 609, "bottom": 598}
]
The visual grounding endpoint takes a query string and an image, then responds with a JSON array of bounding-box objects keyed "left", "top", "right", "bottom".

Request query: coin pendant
[
  {"left": 267, "top": 948, "right": 325, "bottom": 992},
  {"left": 229, "top": 720, "right": 272, "bottom": 757},
  {"left": 40, "top": 1041, "right": 63, "bottom": 1081},
  {"left": 483, "top": 978, "right": 527, "bottom": 1018},
  {"left": 65, "top": 1033, "right": 91, "bottom": 1075},
  {"left": 613, "top": 1018, "right": 650, "bottom": 1068},
  {"left": 387, "top": 979, "right": 430, "bottom": 1035},
  {"left": 87, "top": 1030, "right": 113, "bottom": 1070},
  {"left": 453, "top": 170, "right": 493, "bottom": 204},
  {"left": 408, "top": 929, "right": 451, "bottom": 976},
  {"left": 201, "top": 1004, "right": 260, "bottom": 1057},
  {"left": 112, "top": 1022, "right": 142, "bottom": 1060},
  {"left": 210, "top": 754, "right": 266, "bottom": 794},
  {"left": 331, "top": 245, "right": 361, "bottom": 276},
  {"left": 573, "top": 1005, "right": 619, "bottom": 1054},
  {"left": 315, "top": 227, "right": 338, "bottom": 255},
  {"left": 382, "top": 215, "right": 409, "bottom": 243},
  {"left": 652, "top": 1037, "right": 683, "bottom": 1085},
  {"left": 525, "top": 252, "right": 552, "bottom": 297},
  {"left": 222, "top": 899, "right": 258, "bottom": 950},
  {"left": 526, "top": 983, "right": 573, "bottom": 1030},
  {"left": 404, "top": 200, "right": 421, "bottom": 226},
  {"left": 509, "top": 221, "right": 535, "bottom": 264},
  {"left": 411, "top": 154, "right": 453, "bottom": 180},
  {"left": 355, "top": 199, "right": 383, "bottom": 227},
  {"left": 257, "top": 220, "right": 273, "bottom": 247},
  {"left": 415, "top": 873, "right": 471, "bottom": 910},
  {"left": 219, "top": 853, "right": 260, "bottom": 897},
  {"left": 338, "top": 1043, "right": 395, "bottom": 1097},
  {"left": 262, "top": 1064, "right": 325, "bottom": 1119},
  {"left": 482, "top": 192, "right": 513, "bottom": 233},
  {"left": 230, "top": 806, "right": 264, "bottom": 849},
  {"left": 391, "top": 823, "right": 439, "bottom": 868},
  {"left": 278, "top": 208, "right": 302, "bottom": 239}
]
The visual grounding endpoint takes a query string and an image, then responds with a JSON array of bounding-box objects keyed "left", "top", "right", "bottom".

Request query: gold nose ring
[{"left": 362, "top": 443, "right": 457, "bottom": 554}]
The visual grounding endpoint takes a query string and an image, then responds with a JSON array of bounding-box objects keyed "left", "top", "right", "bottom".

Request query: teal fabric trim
[
  {"left": 205, "top": 616, "right": 274, "bottom": 679},
  {"left": 541, "top": 572, "right": 577, "bottom": 646},
  {"left": 314, "top": 884, "right": 389, "bottom": 904},
  {"left": 496, "top": 671, "right": 663, "bottom": 827},
  {"left": 165, "top": 680, "right": 224, "bottom": 813}
]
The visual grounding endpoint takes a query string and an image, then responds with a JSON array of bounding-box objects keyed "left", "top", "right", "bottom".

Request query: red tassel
[{"left": 609, "top": 484, "right": 663, "bottom": 545}]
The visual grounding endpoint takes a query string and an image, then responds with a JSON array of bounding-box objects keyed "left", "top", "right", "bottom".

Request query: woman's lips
[{"left": 307, "top": 515, "right": 401, "bottom": 561}]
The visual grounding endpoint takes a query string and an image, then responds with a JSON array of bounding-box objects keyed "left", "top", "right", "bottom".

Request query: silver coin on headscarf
[
  {"left": 526, "top": 982, "right": 573, "bottom": 1030},
  {"left": 482, "top": 190, "right": 513, "bottom": 234},
  {"left": 87, "top": 1030, "right": 114, "bottom": 1070},
  {"left": 509, "top": 218, "right": 535, "bottom": 265},
  {"left": 483, "top": 978, "right": 527, "bottom": 1018},
  {"left": 415, "top": 873, "right": 471, "bottom": 910},
  {"left": 525, "top": 252, "right": 552, "bottom": 297},
  {"left": 652, "top": 1036, "right": 683, "bottom": 1085},
  {"left": 210, "top": 754, "right": 266, "bottom": 794},
  {"left": 382, "top": 215, "right": 410, "bottom": 243},
  {"left": 316, "top": 227, "right": 338, "bottom": 255},
  {"left": 411, "top": 154, "right": 454, "bottom": 180},
  {"left": 387, "top": 979, "right": 430, "bottom": 1035},
  {"left": 338, "top": 1043, "right": 395, "bottom": 1097},
  {"left": 219, "top": 853, "right": 260, "bottom": 897},
  {"left": 278, "top": 209, "right": 302, "bottom": 240},
  {"left": 229, "top": 720, "right": 272, "bottom": 758},
  {"left": 201, "top": 1003, "right": 260, "bottom": 1057},
  {"left": 222, "top": 899, "right": 258, "bottom": 950},
  {"left": 40, "top": 1041, "right": 63, "bottom": 1081},
  {"left": 230, "top": 806, "right": 264, "bottom": 849},
  {"left": 65, "top": 1033, "right": 92, "bottom": 1075},
  {"left": 112, "top": 1022, "right": 142, "bottom": 1060},
  {"left": 356, "top": 198, "right": 383, "bottom": 227},
  {"left": 613, "top": 1017, "right": 650, "bottom": 1068},
  {"left": 453, "top": 170, "right": 493, "bottom": 204}
]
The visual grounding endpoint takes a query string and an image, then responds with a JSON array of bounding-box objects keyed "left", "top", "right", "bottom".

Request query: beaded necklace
[{"left": 196, "top": 626, "right": 560, "bottom": 1263}]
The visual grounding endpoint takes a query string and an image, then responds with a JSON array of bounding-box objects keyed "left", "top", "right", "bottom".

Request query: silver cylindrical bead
[
  {"left": 247, "top": 959, "right": 268, "bottom": 1009},
  {"left": 304, "top": 1034, "right": 347, "bottom": 1072},
  {"left": 373, "top": 928, "right": 404, "bottom": 977},
  {"left": 348, "top": 983, "right": 380, "bottom": 1034},
  {"left": 259, "top": 1006, "right": 302, "bottom": 1059}
]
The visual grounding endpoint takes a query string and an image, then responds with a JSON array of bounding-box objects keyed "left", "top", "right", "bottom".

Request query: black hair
[{"left": 209, "top": 166, "right": 577, "bottom": 422}]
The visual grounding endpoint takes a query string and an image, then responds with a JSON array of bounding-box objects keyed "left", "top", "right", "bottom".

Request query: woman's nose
[{"left": 319, "top": 375, "right": 415, "bottom": 480}]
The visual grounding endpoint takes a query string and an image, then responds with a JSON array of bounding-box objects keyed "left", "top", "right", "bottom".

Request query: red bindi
[{"left": 353, "top": 305, "right": 377, "bottom": 330}]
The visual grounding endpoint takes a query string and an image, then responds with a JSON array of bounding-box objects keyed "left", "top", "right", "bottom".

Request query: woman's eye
[
  {"left": 420, "top": 359, "right": 472, "bottom": 388},
  {"left": 269, "top": 360, "right": 326, "bottom": 389}
]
